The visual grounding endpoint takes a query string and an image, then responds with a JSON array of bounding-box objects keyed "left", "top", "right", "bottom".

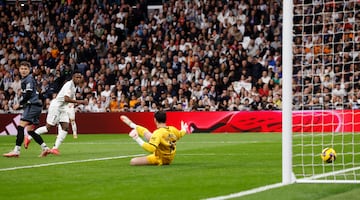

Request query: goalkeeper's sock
[
  {"left": 128, "top": 122, "right": 136, "bottom": 129},
  {"left": 133, "top": 136, "right": 145, "bottom": 146},
  {"left": 121, "top": 115, "right": 137, "bottom": 129}
]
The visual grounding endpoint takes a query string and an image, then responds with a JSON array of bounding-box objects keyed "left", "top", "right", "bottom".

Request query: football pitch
[{"left": 1, "top": 133, "right": 360, "bottom": 200}]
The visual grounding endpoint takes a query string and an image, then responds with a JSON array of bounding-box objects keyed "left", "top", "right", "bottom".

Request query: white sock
[
  {"left": 35, "top": 126, "right": 48, "bottom": 135},
  {"left": 14, "top": 145, "right": 21, "bottom": 152},
  {"left": 71, "top": 121, "right": 77, "bottom": 135},
  {"left": 54, "top": 126, "right": 68, "bottom": 149},
  {"left": 30, "top": 126, "right": 48, "bottom": 141},
  {"left": 130, "top": 123, "right": 137, "bottom": 129},
  {"left": 40, "top": 143, "right": 49, "bottom": 150}
]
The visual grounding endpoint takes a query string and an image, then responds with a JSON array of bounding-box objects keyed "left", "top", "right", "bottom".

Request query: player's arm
[
  {"left": 64, "top": 95, "right": 88, "bottom": 105},
  {"left": 179, "top": 130, "right": 186, "bottom": 137},
  {"left": 20, "top": 81, "right": 33, "bottom": 105},
  {"left": 19, "top": 90, "right": 32, "bottom": 105},
  {"left": 169, "top": 121, "right": 189, "bottom": 139}
]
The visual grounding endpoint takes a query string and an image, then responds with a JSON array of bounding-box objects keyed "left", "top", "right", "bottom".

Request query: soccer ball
[{"left": 321, "top": 147, "right": 336, "bottom": 163}]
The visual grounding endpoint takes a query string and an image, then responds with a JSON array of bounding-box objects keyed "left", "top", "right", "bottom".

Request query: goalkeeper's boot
[
  {"left": 24, "top": 136, "right": 31, "bottom": 149},
  {"left": 3, "top": 151, "right": 20, "bottom": 158},
  {"left": 39, "top": 148, "right": 51, "bottom": 157},
  {"left": 50, "top": 148, "right": 60, "bottom": 155},
  {"left": 120, "top": 115, "right": 134, "bottom": 127}
]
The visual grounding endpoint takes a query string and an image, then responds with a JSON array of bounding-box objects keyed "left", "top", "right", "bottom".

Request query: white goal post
[
  {"left": 282, "top": 0, "right": 294, "bottom": 185},
  {"left": 283, "top": 0, "right": 360, "bottom": 184}
]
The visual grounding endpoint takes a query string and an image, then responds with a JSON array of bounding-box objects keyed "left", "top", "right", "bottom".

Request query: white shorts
[{"left": 46, "top": 105, "right": 69, "bottom": 126}]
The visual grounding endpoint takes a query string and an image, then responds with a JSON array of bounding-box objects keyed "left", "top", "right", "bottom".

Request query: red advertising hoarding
[{"left": 1, "top": 110, "right": 359, "bottom": 135}]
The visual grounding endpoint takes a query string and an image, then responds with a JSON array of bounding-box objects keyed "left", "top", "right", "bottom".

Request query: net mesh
[{"left": 291, "top": 0, "right": 360, "bottom": 182}]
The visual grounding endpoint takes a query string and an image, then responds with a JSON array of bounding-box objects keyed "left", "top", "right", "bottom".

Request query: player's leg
[
  {"left": 26, "top": 123, "right": 51, "bottom": 148},
  {"left": 27, "top": 125, "right": 51, "bottom": 157},
  {"left": 130, "top": 154, "right": 161, "bottom": 166},
  {"left": 26, "top": 106, "right": 58, "bottom": 147},
  {"left": 3, "top": 106, "right": 34, "bottom": 157},
  {"left": 135, "top": 126, "right": 152, "bottom": 141},
  {"left": 24, "top": 104, "right": 51, "bottom": 157},
  {"left": 4, "top": 105, "right": 44, "bottom": 157},
  {"left": 24, "top": 133, "right": 31, "bottom": 149},
  {"left": 50, "top": 114, "right": 69, "bottom": 155},
  {"left": 70, "top": 119, "right": 77, "bottom": 139},
  {"left": 67, "top": 107, "right": 77, "bottom": 138},
  {"left": 120, "top": 115, "right": 136, "bottom": 128},
  {"left": 38, "top": 106, "right": 58, "bottom": 135},
  {"left": 3, "top": 121, "right": 28, "bottom": 157},
  {"left": 120, "top": 115, "right": 152, "bottom": 141},
  {"left": 130, "top": 157, "right": 149, "bottom": 165}
]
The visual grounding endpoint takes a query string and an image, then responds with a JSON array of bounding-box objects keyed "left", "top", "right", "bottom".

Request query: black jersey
[{"left": 21, "top": 74, "right": 42, "bottom": 105}]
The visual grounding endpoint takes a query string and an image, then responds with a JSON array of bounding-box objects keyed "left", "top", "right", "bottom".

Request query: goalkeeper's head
[{"left": 154, "top": 111, "right": 166, "bottom": 124}]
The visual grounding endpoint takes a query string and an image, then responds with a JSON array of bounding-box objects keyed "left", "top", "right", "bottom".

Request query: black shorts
[{"left": 21, "top": 104, "right": 42, "bottom": 125}]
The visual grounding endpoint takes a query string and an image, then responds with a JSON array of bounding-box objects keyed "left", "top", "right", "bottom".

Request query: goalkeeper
[{"left": 120, "top": 111, "right": 189, "bottom": 166}]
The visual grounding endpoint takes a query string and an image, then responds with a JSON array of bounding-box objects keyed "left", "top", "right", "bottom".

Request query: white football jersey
[
  {"left": 46, "top": 80, "right": 76, "bottom": 125},
  {"left": 51, "top": 80, "right": 76, "bottom": 109}
]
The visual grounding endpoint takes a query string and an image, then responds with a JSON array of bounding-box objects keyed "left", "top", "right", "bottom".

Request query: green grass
[{"left": 0, "top": 133, "right": 359, "bottom": 200}]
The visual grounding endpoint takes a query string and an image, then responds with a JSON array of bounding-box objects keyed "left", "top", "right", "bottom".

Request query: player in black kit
[{"left": 3, "top": 61, "right": 50, "bottom": 158}]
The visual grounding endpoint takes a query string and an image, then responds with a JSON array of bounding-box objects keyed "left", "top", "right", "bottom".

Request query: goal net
[{"left": 289, "top": 0, "right": 360, "bottom": 183}]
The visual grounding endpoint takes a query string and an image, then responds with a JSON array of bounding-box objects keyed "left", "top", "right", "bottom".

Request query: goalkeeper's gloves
[{"left": 181, "top": 120, "right": 190, "bottom": 134}]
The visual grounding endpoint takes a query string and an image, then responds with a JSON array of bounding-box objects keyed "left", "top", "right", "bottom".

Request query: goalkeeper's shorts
[{"left": 147, "top": 154, "right": 174, "bottom": 166}]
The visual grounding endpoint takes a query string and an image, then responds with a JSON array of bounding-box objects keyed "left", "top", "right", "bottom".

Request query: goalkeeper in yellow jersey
[{"left": 120, "top": 111, "right": 189, "bottom": 166}]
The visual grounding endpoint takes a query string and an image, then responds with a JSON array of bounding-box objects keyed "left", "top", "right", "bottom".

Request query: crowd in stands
[{"left": 0, "top": 0, "right": 359, "bottom": 114}]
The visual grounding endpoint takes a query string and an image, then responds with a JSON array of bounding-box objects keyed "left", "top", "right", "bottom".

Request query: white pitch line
[
  {"left": 203, "top": 182, "right": 284, "bottom": 200},
  {"left": 0, "top": 154, "right": 145, "bottom": 172}
]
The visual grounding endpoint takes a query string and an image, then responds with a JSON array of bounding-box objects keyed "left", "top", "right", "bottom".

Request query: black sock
[
  {"left": 28, "top": 130, "right": 45, "bottom": 146},
  {"left": 16, "top": 126, "right": 25, "bottom": 146}
]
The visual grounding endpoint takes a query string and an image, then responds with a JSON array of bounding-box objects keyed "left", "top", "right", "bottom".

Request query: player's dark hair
[
  {"left": 20, "top": 61, "right": 31, "bottom": 68},
  {"left": 154, "top": 111, "right": 166, "bottom": 123},
  {"left": 73, "top": 70, "right": 82, "bottom": 75}
]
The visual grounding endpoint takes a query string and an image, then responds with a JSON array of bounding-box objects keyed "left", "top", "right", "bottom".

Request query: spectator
[{"left": 0, "top": 0, "right": 356, "bottom": 114}]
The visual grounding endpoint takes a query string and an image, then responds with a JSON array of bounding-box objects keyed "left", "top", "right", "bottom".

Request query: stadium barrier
[{"left": 1, "top": 110, "right": 359, "bottom": 135}]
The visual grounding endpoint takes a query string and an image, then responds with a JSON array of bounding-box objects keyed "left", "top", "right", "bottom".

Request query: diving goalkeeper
[{"left": 120, "top": 111, "right": 189, "bottom": 166}]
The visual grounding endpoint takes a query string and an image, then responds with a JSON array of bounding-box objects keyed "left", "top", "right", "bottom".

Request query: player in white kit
[{"left": 24, "top": 71, "right": 87, "bottom": 156}]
